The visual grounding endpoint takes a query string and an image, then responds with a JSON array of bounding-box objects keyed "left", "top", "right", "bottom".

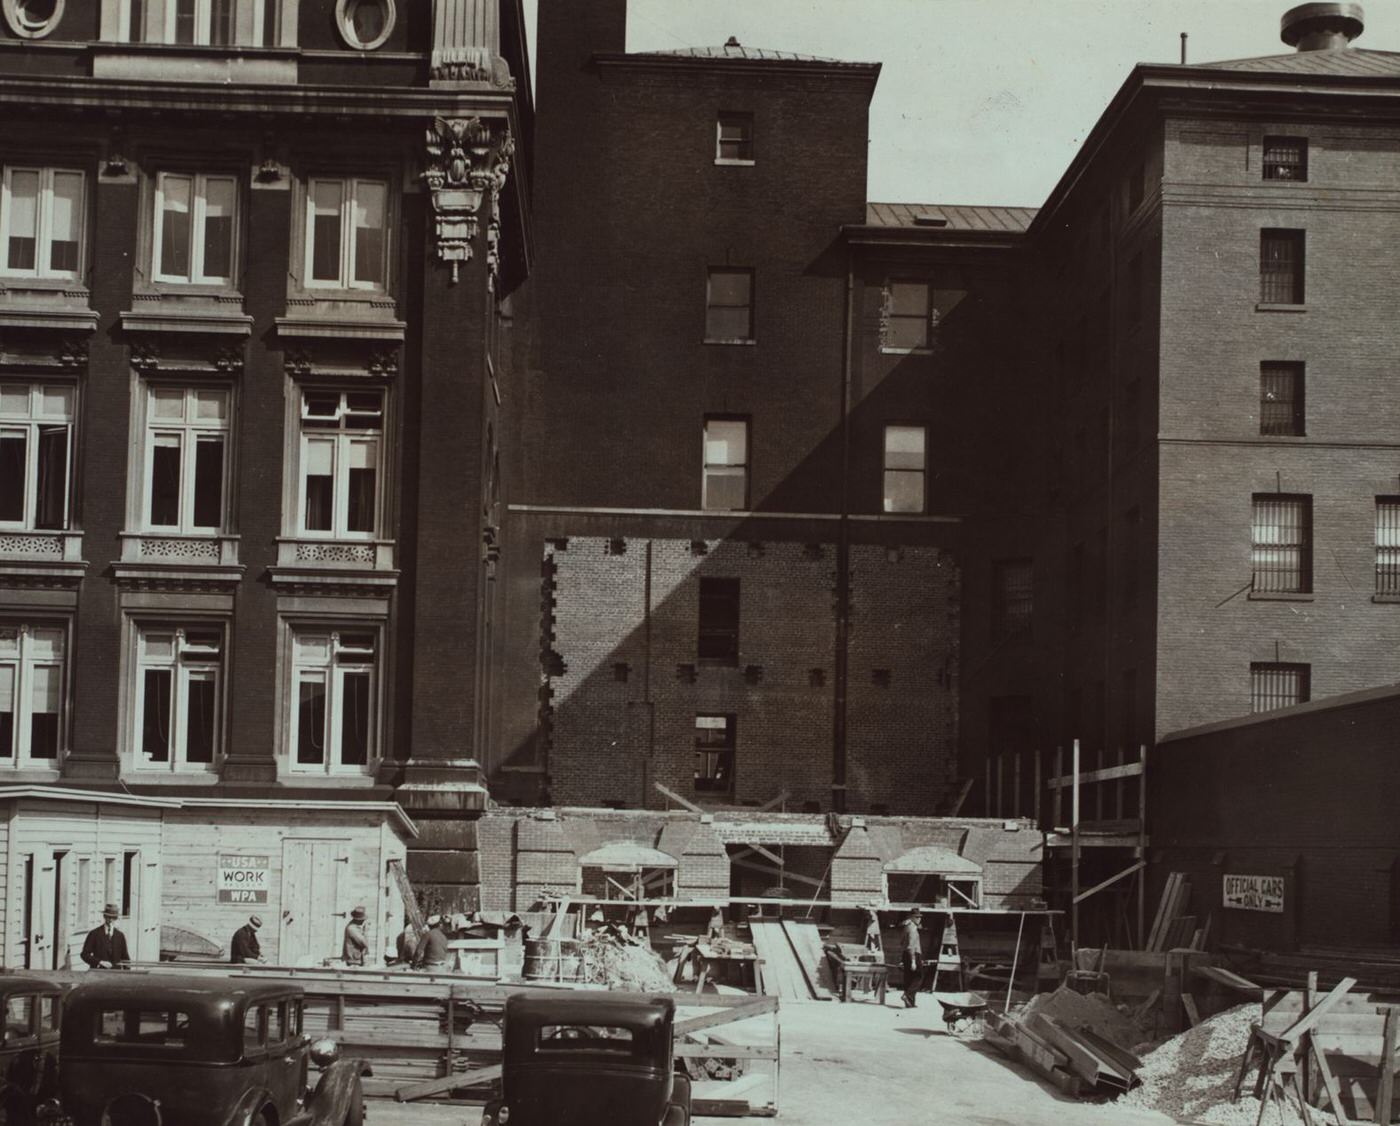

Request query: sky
[{"left": 521, "top": 0, "right": 1400, "bottom": 208}]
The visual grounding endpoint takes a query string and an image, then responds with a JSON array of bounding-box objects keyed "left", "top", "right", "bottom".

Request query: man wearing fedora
[
  {"left": 342, "top": 905, "right": 369, "bottom": 966},
  {"left": 899, "top": 905, "right": 925, "bottom": 1009},
  {"left": 230, "top": 915, "right": 265, "bottom": 964},
  {"left": 80, "top": 903, "right": 130, "bottom": 970}
]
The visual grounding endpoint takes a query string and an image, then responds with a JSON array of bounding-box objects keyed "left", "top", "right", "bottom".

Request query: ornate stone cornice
[{"left": 423, "top": 116, "right": 513, "bottom": 285}]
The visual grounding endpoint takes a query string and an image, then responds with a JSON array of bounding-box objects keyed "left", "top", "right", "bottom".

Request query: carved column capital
[{"left": 423, "top": 117, "right": 513, "bottom": 285}]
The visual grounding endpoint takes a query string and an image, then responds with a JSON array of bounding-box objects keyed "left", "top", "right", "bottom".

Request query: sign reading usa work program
[
  {"left": 1222, "top": 874, "right": 1285, "bottom": 913},
  {"left": 217, "top": 855, "right": 271, "bottom": 904}
]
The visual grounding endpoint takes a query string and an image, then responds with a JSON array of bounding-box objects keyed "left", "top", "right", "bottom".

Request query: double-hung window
[
  {"left": 170, "top": 0, "right": 235, "bottom": 44},
  {"left": 697, "top": 577, "right": 740, "bottom": 666},
  {"left": 716, "top": 113, "right": 753, "bottom": 164},
  {"left": 701, "top": 418, "right": 748, "bottom": 511},
  {"left": 290, "top": 629, "right": 377, "bottom": 773},
  {"left": 133, "top": 626, "right": 221, "bottom": 771},
  {"left": 1, "top": 167, "right": 84, "bottom": 280},
  {"left": 153, "top": 173, "right": 237, "bottom": 286},
  {"left": 883, "top": 425, "right": 926, "bottom": 513},
  {"left": 0, "top": 624, "right": 65, "bottom": 765},
  {"left": 116, "top": 0, "right": 280, "bottom": 44},
  {"left": 883, "top": 281, "right": 931, "bottom": 351},
  {"left": 0, "top": 384, "right": 73, "bottom": 532},
  {"left": 143, "top": 387, "right": 229, "bottom": 534},
  {"left": 1251, "top": 494, "right": 1312, "bottom": 594},
  {"left": 705, "top": 268, "right": 753, "bottom": 342},
  {"left": 694, "top": 714, "right": 735, "bottom": 792},
  {"left": 298, "top": 390, "right": 382, "bottom": 537},
  {"left": 306, "top": 178, "right": 388, "bottom": 290}
]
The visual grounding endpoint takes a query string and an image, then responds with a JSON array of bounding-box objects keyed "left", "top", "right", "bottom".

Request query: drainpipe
[
  {"left": 640, "top": 539, "right": 655, "bottom": 807},
  {"left": 832, "top": 246, "right": 855, "bottom": 814}
]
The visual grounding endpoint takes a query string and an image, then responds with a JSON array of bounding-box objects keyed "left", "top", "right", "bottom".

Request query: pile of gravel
[{"left": 1119, "top": 1003, "right": 1336, "bottom": 1126}]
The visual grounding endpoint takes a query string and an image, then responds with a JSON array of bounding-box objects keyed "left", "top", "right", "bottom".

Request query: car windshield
[
  {"left": 94, "top": 1009, "right": 191, "bottom": 1048},
  {"left": 4, "top": 996, "right": 33, "bottom": 1039},
  {"left": 537, "top": 1024, "right": 636, "bottom": 1054}
]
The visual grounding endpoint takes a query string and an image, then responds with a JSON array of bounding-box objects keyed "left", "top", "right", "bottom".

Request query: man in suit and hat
[
  {"left": 342, "top": 905, "right": 369, "bottom": 966},
  {"left": 80, "top": 903, "right": 130, "bottom": 970},
  {"left": 899, "top": 906, "right": 925, "bottom": 1009},
  {"left": 230, "top": 915, "right": 265, "bottom": 964}
]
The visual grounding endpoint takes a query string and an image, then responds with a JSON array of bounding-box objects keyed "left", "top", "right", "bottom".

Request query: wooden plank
[
  {"left": 732, "top": 844, "right": 784, "bottom": 868},
  {"left": 1047, "top": 761, "right": 1145, "bottom": 789},
  {"left": 674, "top": 997, "right": 778, "bottom": 1037},
  {"left": 1283, "top": 978, "right": 1360, "bottom": 1043},
  {"left": 653, "top": 783, "right": 704, "bottom": 813},
  {"left": 1376, "top": 1008, "right": 1396, "bottom": 1126},
  {"left": 1072, "top": 860, "right": 1145, "bottom": 905},
  {"left": 1309, "top": 1031, "right": 1355, "bottom": 1126},
  {"left": 674, "top": 1044, "right": 779, "bottom": 1061},
  {"left": 748, "top": 922, "right": 807, "bottom": 1001},
  {"left": 394, "top": 1065, "right": 502, "bottom": 1103},
  {"left": 1195, "top": 965, "right": 1264, "bottom": 995},
  {"left": 1182, "top": 994, "right": 1200, "bottom": 1028},
  {"left": 779, "top": 921, "right": 834, "bottom": 1001},
  {"left": 1146, "top": 873, "right": 1178, "bottom": 953}
]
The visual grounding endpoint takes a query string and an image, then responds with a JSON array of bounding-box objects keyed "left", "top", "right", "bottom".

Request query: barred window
[
  {"left": 1260, "top": 362, "right": 1304, "bottom": 437},
  {"left": 1260, "top": 230, "right": 1304, "bottom": 304},
  {"left": 1263, "top": 136, "right": 1308, "bottom": 182},
  {"left": 1251, "top": 494, "right": 1312, "bottom": 593},
  {"left": 1250, "top": 662, "right": 1309, "bottom": 713},
  {"left": 1376, "top": 497, "right": 1400, "bottom": 596},
  {"left": 992, "top": 559, "right": 1033, "bottom": 641}
]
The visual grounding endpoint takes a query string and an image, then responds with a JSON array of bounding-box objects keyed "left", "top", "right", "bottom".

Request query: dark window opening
[
  {"left": 991, "top": 559, "right": 1033, "bottom": 641},
  {"left": 694, "top": 714, "right": 735, "bottom": 793},
  {"left": 1263, "top": 136, "right": 1308, "bottom": 182},
  {"left": 1260, "top": 229, "right": 1305, "bottom": 304},
  {"left": 697, "top": 577, "right": 740, "bottom": 665},
  {"left": 1250, "top": 662, "right": 1309, "bottom": 712},
  {"left": 705, "top": 268, "right": 753, "bottom": 341},
  {"left": 1260, "top": 362, "right": 1304, "bottom": 437}
]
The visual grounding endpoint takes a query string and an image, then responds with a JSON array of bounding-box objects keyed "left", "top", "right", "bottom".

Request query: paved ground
[{"left": 363, "top": 992, "right": 1179, "bottom": 1126}]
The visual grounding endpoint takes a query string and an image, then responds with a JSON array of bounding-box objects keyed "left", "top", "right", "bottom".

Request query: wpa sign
[
  {"left": 217, "top": 855, "right": 271, "bottom": 904},
  {"left": 1222, "top": 873, "right": 1285, "bottom": 913}
]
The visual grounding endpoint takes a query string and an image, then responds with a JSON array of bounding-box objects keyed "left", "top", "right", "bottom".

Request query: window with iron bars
[
  {"left": 1251, "top": 494, "right": 1312, "bottom": 593},
  {"left": 1260, "top": 229, "right": 1305, "bottom": 304},
  {"left": 1376, "top": 497, "right": 1400, "bottom": 596},
  {"left": 1263, "top": 136, "right": 1308, "bottom": 182},
  {"left": 1260, "top": 362, "right": 1304, "bottom": 436},
  {"left": 1250, "top": 662, "right": 1309, "bottom": 713},
  {"left": 991, "top": 559, "right": 1033, "bottom": 641}
]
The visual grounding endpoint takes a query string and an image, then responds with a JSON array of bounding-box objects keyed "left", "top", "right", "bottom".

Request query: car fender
[
  {"left": 301, "top": 1058, "right": 371, "bottom": 1125},
  {"left": 225, "top": 1086, "right": 277, "bottom": 1126}
]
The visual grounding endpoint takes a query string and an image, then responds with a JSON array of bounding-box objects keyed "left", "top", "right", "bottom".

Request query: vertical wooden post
[
  {"left": 1053, "top": 747, "right": 1063, "bottom": 829},
  {"left": 446, "top": 992, "right": 457, "bottom": 1080},
  {"left": 996, "top": 755, "right": 1005, "bottom": 818},
  {"left": 1033, "top": 750, "right": 1042, "bottom": 827},
  {"left": 1115, "top": 744, "right": 1125, "bottom": 820},
  {"left": 1137, "top": 744, "right": 1147, "bottom": 948},
  {"left": 984, "top": 760, "right": 991, "bottom": 818},
  {"left": 1013, "top": 753, "right": 1022, "bottom": 819},
  {"left": 1376, "top": 1006, "right": 1397, "bottom": 1126},
  {"left": 1071, "top": 739, "right": 1081, "bottom": 953},
  {"left": 1094, "top": 745, "right": 1104, "bottom": 822},
  {"left": 1302, "top": 970, "right": 1318, "bottom": 1105}
]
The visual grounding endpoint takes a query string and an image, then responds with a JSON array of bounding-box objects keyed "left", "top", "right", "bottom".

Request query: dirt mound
[
  {"left": 1021, "top": 986, "right": 1143, "bottom": 1051},
  {"left": 578, "top": 931, "right": 675, "bottom": 993},
  {"left": 1119, "top": 1003, "right": 1336, "bottom": 1126}
]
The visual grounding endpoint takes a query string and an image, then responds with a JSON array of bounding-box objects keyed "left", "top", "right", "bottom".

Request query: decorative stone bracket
[{"left": 423, "top": 117, "right": 514, "bottom": 286}]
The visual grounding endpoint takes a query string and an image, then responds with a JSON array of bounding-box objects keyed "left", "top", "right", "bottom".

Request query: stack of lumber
[
  {"left": 747, "top": 920, "right": 834, "bottom": 1001},
  {"left": 983, "top": 1009, "right": 1141, "bottom": 1097},
  {"left": 1146, "top": 873, "right": 1206, "bottom": 952}
]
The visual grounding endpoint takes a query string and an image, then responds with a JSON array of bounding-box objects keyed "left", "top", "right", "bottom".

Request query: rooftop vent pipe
[{"left": 1281, "top": 2, "right": 1364, "bottom": 50}]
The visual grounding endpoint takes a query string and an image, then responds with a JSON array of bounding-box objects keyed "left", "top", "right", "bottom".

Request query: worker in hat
[
  {"left": 230, "top": 915, "right": 266, "bottom": 964},
  {"left": 413, "top": 914, "right": 449, "bottom": 971},
  {"left": 80, "top": 903, "right": 130, "bottom": 970},
  {"left": 342, "top": 905, "right": 369, "bottom": 967},
  {"left": 899, "top": 906, "right": 925, "bottom": 1009}
]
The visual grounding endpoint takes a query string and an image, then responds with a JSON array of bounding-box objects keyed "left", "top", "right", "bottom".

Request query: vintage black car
[
  {"left": 59, "top": 975, "right": 368, "bottom": 1126},
  {"left": 0, "top": 975, "right": 62, "bottom": 1124},
  {"left": 482, "top": 992, "right": 691, "bottom": 1126}
]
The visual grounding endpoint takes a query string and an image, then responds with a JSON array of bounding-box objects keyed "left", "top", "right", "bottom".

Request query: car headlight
[{"left": 308, "top": 1037, "right": 341, "bottom": 1068}]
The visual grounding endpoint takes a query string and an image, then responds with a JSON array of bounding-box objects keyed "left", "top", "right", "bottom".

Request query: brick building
[{"left": 0, "top": 0, "right": 531, "bottom": 958}]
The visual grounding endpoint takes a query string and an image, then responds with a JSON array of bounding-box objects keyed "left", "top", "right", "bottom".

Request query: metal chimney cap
[{"left": 1281, "top": 3, "right": 1364, "bottom": 49}]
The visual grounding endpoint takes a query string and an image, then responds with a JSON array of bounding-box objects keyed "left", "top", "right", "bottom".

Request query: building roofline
[
  {"left": 842, "top": 224, "right": 1029, "bottom": 251},
  {"left": 1158, "top": 680, "right": 1400, "bottom": 745},
  {"left": 0, "top": 785, "right": 183, "bottom": 809},
  {"left": 1030, "top": 60, "right": 1400, "bottom": 235},
  {"left": 592, "top": 51, "right": 882, "bottom": 86}
]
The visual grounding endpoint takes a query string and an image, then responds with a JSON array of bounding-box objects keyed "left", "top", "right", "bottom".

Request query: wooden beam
[
  {"left": 732, "top": 844, "right": 784, "bottom": 868},
  {"left": 1376, "top": 1007, "right": 1396, "bottom": 1126},
  {"left": 754, "top": 790, "right": 791, "bottom": 813},
  {"left": 674, "top": 996, "right": 778, "bottom": 1037},
  {"left": 654, "top": 782, "right": 704, "bottom": 813},
  {"left": 1072, "top": 860, "right": 1146, "bottom": 905},
  {"left": 947, "top": 776, "right": 974, "bottom": 817},
  {"left": 394, "top": 1064, "right": 502, "bottom": 1103},
  {"left": 1047, "top": 761, "right": 1145, "bottom": 789}
]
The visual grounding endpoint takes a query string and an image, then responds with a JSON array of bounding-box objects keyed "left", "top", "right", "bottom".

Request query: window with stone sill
[
  {"left": 0, "top": 383, "right": 74, "bottom": 534},
  {"left": 880, "top": 281, "right": 934, "bottom": 352},
  {"left": 296, "top": 389, "right": 383, "bottom": 539},
  {"left": 152, "top": 173, "right": 238, "bottom": 287},
  {"left": 694, "top": 714, "right": 735, "bottom": 793},
  {"left": 0, "top": 623, "right": 65, "bottom": 767},
  {"left": 304, "top": 177, "right": 389, "bottom": 292},
  {"left": 140, "top": 386, "right": 230, "bottom": 535},
  {"left": 883, "top": 424, "right": 926, "bottom": 514},
  {"left": 113, "top": 0, "right": 282, "bottom": 46},
  {"left": 0, "top": 167, "right": 85, "bottom": 282},
  {"left": 335, "top": 0, "right": 393, "bottom": 50},
  {"left": 132, "top": 625, "right": 222, "bottom": 772},
  {"left": 289, "top": 629, "right": 378, "bottom": 775}
]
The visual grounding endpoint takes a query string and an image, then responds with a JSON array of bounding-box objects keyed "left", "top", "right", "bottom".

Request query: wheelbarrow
[{"left": 936, "top": 991, "right": 988, "bottom": 1033}]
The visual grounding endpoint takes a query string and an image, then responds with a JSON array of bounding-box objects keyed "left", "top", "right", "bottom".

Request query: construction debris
[
  {"left": 1022, "top": 986, "right": 1146, "bottom": 1053},
  {"left": 577, "top": 927, "right": 675, "bottom": 993},
  {"left": 983, "top": 986, "right": 1146, "bottom": 1096}
]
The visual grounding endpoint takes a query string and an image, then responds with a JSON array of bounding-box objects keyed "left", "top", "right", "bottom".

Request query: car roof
[
  {"left": 0, "top": 974, "right": 64, "bottom": 997},
  {"left": 506, "top": 991, "right": 674, "bottom": 1026},
  {"left": 67, "top": 974, "right": 301, "bottom": 1010}
]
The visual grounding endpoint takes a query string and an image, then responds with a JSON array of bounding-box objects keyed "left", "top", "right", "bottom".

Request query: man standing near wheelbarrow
[{"left": 899, "top": 905, "right": 925, "bottom": 1009}]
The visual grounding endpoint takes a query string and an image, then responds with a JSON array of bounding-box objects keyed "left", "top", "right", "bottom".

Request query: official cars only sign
[
  {"left": 217, "top": 855, "right": 271, "bottom": 904},
  {"left": 1222, "top": 874, "right": 1285, "bottom": 913}
]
